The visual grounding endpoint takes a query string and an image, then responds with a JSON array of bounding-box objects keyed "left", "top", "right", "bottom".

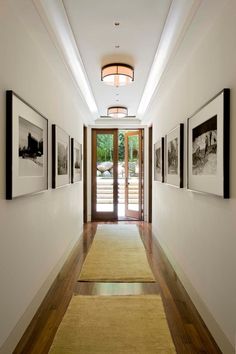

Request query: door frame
[
  {"left": 91, "top": 128, "right": 144, "bottom": 222},
  {"left": 124, "top": 130, "right": 142, "bottom": 220},
  {"left": 148, "top": 125, "right": 152, "bottom": 223},
  {"left": 83, "top": 125, "right": 87, "bottom": 223},
  {"left": 91, "top": 128, "right": 118, "bottom": 221}
]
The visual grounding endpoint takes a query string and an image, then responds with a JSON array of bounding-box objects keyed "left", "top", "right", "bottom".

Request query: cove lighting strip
[
  {"left": 33, "top": 0, "right": 98, "bottom": 117},
  {"left": 137, "top": 0, "right": 201, "bottom": 118}
]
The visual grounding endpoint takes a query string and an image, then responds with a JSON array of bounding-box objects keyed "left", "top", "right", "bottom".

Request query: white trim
[{"left": 95, "top": 118, "right": 141, "bottom": 126}]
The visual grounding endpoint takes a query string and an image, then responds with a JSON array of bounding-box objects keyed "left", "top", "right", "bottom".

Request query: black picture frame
[
  {"left": 154, "top": 137, "right": 164, "bottom": 182},
  {"left": 71, "top": 138, "right": 82, "bottom": 183},
  {"left": 6, "top": 91, "right": 48, "bottom": 199},
  {"left": 187, "top": 89, "right": 230, "bottom": 198},
  {"left": 166, "top": 124, "right": 184, "bottom": 188},
  {"left": 52, "top": 124, "right": 70, "bottom": 188}
]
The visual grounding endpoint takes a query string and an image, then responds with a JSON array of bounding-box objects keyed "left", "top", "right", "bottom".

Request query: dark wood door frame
[
  {"left": 91, "top": 129, "right": 118, "bottom": 221},
  {"left": 83, "top": 125, "right": 87, "bottom": 223},
  {"left": 148, "top": 125, "right": 152, "bottom": 223},
  {"left": 124, "top": 130, "right": 142, "bottom": 220}
]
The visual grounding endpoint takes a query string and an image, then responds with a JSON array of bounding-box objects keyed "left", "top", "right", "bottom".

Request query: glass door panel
[
  {"left": 92, "top": 129, "right": 118, "bottom": 220},
  {"left": 125, "top": 131, "right": 142, "bottom": 219},
  {"left": 96, "top": 133, "right": 114, "bottom": 212}
]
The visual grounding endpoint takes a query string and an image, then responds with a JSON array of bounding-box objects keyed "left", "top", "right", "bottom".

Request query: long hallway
[
  {"left": 14, "top": 223, "right": 221, "bottom": 354},
  {"left": 1, "top": 1, "right": 236, "bottom": 353}
]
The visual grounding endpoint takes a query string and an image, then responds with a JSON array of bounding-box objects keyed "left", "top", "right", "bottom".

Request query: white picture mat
[
  {"left": 73, "top": 140, "right": 81, "bottom": 182},
  {"left": 55, "top": 126, "right": 70, "bottom": 187},
  {"left": 12, "top": 95, "right": 48, "bottom": 197},
  {"left": 166, "top": 127, "right": 180, "bottom": 187},
  {"left": 154, "top": 140, "right": 163, "bottom": 182},
  {"left": 188, "top": 93, "right": 224, "bottom": 196}
]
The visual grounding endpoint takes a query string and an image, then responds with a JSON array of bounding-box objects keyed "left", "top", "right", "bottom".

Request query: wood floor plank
[{"left": 13, "top": 222, "right": 222, "bottom": 354}]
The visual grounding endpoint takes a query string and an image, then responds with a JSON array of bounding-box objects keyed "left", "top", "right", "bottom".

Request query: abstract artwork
[
  {"left": 187, "top": 89, "right": 230, "bottom": 197},
  {"left": 6, "top": 91, "right": 48, "bottom": 199},
  {"left": 166, "top": 124, "right": 184, "bottom": 187},
  {"left": 52, "top": 125, "right": 70, "bottom": 188},
  {"left": 154, "top": 138, "right": 164, "bottom": 182},
  {"left": 71, "top": 138, "right": 82, "bottom": 183}
]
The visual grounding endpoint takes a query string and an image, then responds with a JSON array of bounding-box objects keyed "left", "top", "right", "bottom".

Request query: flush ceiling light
[
  {"left": 107, "top": 106, "right": 128, "bottom": 118},
  {"left": 101, "top": 64, "right": 134, "bottom": 87}
]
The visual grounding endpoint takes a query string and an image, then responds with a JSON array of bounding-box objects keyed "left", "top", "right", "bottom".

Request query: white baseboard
[
  {"left": 0, "top": 228, "right": 83, "bottom": 354},
  {"left": 152, "top": 225, "right": 235, "bottom": 354}
]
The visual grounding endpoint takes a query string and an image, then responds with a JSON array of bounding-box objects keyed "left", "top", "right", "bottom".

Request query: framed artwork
[
  {"left": 154, "top": 138, "right": 164, "bottom": 182},
  {"left": 187, "top": 89, "right": 230, "bottom": 198},
  {"left": 166, "top": 124, "right": 184, "bottom": 188},
  {"left": 52, "top": 125, "right": 70, "bottom": 188},
  {"left": 71, "top": 138, "right": 82, "bottom": 183},
  {"left": 6, "top": 91, "right": 48, "bottom": 199}
]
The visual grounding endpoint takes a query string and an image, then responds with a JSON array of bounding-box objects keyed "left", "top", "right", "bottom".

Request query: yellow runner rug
[
  {"left": 49, "top": 295, "right": 176, "bottom": 354},
  {"left": 78, "top": 224, "right": 155, "bottom": 282}
]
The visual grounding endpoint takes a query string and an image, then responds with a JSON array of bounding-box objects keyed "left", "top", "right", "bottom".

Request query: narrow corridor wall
[
  {"left": 151, "top": 1, "right": 236, "bottom": 353},
  {"left": 0, "top": 1, "right": 88, "bottom": 352}
]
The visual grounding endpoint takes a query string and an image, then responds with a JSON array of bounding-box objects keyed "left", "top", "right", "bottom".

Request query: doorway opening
[{"left": 92, "top": 129, "right": 143, "bottom": 221}]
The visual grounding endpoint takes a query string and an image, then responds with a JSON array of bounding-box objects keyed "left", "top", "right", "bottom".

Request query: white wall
[
  {"left": 0, "top": 1, "right": 88, "bottom": 352},
  {"left": 151, "top": 1, "right": 236, "bottom": 353}
]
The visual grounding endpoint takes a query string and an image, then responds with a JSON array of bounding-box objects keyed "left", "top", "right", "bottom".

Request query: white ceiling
[
  {"left": 62, "top": 0, "right": 172, "bottom": 118},
  {"left": 34, "top": 0, "right": 201, "bottom": 123}
]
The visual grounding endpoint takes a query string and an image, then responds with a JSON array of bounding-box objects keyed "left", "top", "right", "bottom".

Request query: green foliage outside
[
  {"left": 97, "top": 134, "right": 113, "bottom": 162},
  {"left": 128, "top": 135, "right": 139, "bottom": 161},
  {"left": 96, "top": 131, "right": 139, "bottom": 162},
  {"left": 118, "top": 131, "right": 125, "bottom": 161}
]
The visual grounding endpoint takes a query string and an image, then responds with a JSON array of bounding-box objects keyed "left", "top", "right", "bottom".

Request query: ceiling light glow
[
  {"left": 101, "top": 64, "right": 134, "bottom": 87},
  {"left": 107, "top": 106, "right": 128, "bottom": 118}
]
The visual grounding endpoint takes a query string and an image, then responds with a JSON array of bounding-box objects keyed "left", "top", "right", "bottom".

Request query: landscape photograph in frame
[
  {"left": 187, "top": 89, "right": 230, "bottom": 198},
  {"left": 52, "top": 125, "right": 70, "bottom": 188},
  {"left": 71, "top": 138, "right": 82, "bottom": 183},
  {"left": 6, "top": 91, "right": 48, "bottom": 199},
  {"left": 154, "top": 138, "right": 164, "bottom": 182},
  {"left": 166, "top": 124, "right": 184, "bottom": 188}
]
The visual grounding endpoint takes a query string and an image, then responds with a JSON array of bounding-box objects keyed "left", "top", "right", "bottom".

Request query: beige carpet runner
[
  {"left": 49, "top": 295, "right": 176, "bottom": 354},
  {"left": 78, "top": 224, "right": 155, "bottom": 282}
]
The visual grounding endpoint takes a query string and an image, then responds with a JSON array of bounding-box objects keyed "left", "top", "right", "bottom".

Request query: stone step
[
  {"left": 97, "top": 200, "right": 138, "bottom": 204},
  {"left": 97, "top": 189, "right": 139, "bottom": 193},
  {"left": 97, "top": 190, "right": 114, "bottom": 194},
  {"left": 97, "top": 185, "right": 139, "bottom": 190},
  {"left": 97, "top": 192, "right": 139, "bottom": 197}
]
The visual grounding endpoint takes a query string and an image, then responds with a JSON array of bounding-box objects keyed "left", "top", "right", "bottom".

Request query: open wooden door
[{"left": 124, "top": 130, "right": 142, "bottom": 219}]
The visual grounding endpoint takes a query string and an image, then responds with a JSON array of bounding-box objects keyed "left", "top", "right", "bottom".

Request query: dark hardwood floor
[{"left": 14, "top": 222, "right": 222, "bottom": 354}]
